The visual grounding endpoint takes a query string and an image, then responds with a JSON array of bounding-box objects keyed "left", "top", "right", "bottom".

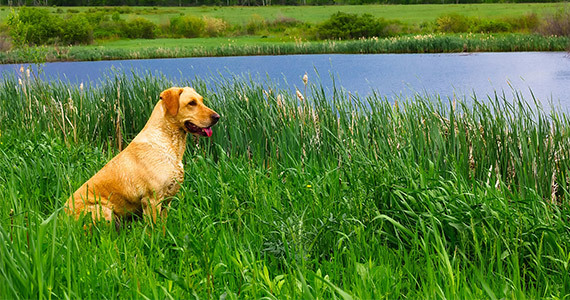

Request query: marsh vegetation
[{"left": 1, "top": 71, "right": 570, "bottom": 298}]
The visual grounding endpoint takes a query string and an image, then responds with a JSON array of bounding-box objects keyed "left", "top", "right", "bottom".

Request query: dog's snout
[{"left": 211, "top": 113, "right": 220, "bottom": 125}]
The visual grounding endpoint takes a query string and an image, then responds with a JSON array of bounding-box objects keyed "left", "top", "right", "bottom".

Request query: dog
[{"left": 65, "top": 87, "right": 220, "bottom": 224}]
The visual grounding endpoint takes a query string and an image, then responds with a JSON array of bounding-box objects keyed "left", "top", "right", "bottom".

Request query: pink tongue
[{"left": 203, "top": 128, "right": 213, "bottom": 137}]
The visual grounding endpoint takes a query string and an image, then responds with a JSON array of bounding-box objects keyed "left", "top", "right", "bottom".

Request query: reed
[
  {"left": 1, "top": 33, "right": 568, "bottom": 64},
  {"left": 1, "top": 71, "right": 570, "bottom": 298}
]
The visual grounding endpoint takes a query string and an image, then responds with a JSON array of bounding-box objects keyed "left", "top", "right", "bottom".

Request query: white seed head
[{"left": 302, "top": 73, "right": 308, "bottom": 85}]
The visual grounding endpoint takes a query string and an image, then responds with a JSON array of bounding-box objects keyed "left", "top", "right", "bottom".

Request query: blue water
[{"left": 1, "top": 52, "right": 569, "bottom": 106}]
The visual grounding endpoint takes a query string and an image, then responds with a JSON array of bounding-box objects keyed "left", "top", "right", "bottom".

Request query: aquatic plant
[{"left": 1, "top": 72, "right": 570, "bottom": 298}]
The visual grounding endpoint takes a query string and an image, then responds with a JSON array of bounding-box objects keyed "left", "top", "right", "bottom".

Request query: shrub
[
  {"left": 203, "top": 16, "right": 227, "bottom": 37},
  {"left": 8, "top": 7, "right": 62, "bottom": 46},
  {"left": 121, "top": 17, "right": 156, "bottom": 39},
  {"left": 472, "top": 19, "right": 512, "bottom": 33},
  {"left": 317, "top": 12, "right": 391, "bottom": 40},
  {"left": 502, "top": 13, "right": 539, "bottom": 33},
  {"left": 61, "top": 15, "right": 93, "bottom": 45},
  {"left": 0, "top": 34, "right": 12, "bottom": 52},
  {"left": 267, "top": 15, "right": 305, "bottom": 34},
  {"left": 7, "top": 7, "right": 96, "bottom": 46},
  {"left": 246, "top": 14, "right": 267, "bottom": 35},
  {"left": 112, "top": 11, "right": 121, "bottom": 22},
  {"left": 436, "top": 13, "right": 471, "bottom": 33},
  {"left": 539, "top": 7, "right": 570, "bottom": 37},
  {"left": 170, "top": 15, "right": 205, "bottom": 38}
]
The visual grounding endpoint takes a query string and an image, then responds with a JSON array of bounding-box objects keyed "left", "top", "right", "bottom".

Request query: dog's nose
[{"left": 211, "top": 113, "right": 220, "bottom": 125}]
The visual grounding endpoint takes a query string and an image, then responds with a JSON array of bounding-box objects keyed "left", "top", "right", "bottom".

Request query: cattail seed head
[
  {"left": 302, "top": 73, "right": 308, "bottom": 86},
  {"left": 296, "top": 89, "right": 304, "bottom": 102}
]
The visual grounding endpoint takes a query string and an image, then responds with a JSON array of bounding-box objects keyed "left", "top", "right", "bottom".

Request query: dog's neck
[{"left": 132, "top": 102, "right": 188, "bottom": 163}]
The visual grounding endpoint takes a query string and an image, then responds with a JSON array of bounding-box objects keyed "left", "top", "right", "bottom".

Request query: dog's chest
[{"left": 160, "top": 162, "right": 184, "bottom": 198}]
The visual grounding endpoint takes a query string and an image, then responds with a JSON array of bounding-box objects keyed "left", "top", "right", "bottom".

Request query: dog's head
[{"left": 160, "top": 87, "right": 220, "bottom": 137}]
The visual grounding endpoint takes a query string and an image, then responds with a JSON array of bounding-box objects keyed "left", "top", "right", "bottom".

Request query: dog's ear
[{"left": 160, "top": 87, "right": 184, "bottom": 116}]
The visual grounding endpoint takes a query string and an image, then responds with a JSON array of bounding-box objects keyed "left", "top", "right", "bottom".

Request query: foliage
[
  {"left": 169, "top": 15, "right": 205, "bottom": 38},
  {"left": 60, "top": 14, "right": 93, "bottom": 45},
  {"left": 436, "top": 13, "right": 537, "bottom": 34},
  {"left": 7, "top": 7, "right": 62, "bottom": 46},
  {"left": 121, "top": 17, "right": 156, "bottom": 39},
  {"left": 539, "top": 7, "right": 570, "bottom": 36},
  {"left": 1, "top": 72, "right": 570, "bottom": 298},
  {"left": 245, "top": 14, "right": 266, "bottom": 35},
  {"left": 472, "top": 19, "right": 511, "bottom": 33},
  {"left": 436, "top": 13, "right": 471, "bottom": 33},
  {"left": 502, "top": 13, "right": 539, "bottom": 33},
  {"left": 316, "top": 12, "right": 396, "bottom": 40},
  {"left": 202, "top": 16, "right": 228, "bottom": 37}
]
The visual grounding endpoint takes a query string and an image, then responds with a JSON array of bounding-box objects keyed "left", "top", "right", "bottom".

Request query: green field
[
  {"left": 1, "top": 70, "right": 570, "bottom": 298},
  {"left": 0, "top": 3, "right": 565, "bottom": 25}
]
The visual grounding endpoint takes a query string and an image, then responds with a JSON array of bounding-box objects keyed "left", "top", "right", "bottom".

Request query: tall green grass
[
  {"left": 1, "top": 33, "right": 568, "bottom": 64},
  {"left": 1, "top": 71, "right": 570, "bottom": 298}
]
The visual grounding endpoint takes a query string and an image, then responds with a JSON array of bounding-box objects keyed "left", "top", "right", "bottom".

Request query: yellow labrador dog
[{"left": 65, "top": 87, "right": 220, "bottom": 224}]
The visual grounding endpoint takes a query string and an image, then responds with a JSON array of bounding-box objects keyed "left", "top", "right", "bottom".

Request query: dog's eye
[{"left": 188, "top": 100, "right": 197, "bottom": 106}]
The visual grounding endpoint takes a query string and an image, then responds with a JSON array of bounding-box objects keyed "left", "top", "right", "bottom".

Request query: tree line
[{"left": 0, "top": 0, "right": 566, "bottom": 7}]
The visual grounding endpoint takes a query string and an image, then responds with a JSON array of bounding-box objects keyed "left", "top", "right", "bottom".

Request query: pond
[{"left": 1, "top": 52, "right": 569, "bottom": 107}]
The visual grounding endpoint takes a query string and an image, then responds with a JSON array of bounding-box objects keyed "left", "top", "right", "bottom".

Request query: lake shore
[{"left": 2, "top": 33, "right": 568, "bottom": 64}]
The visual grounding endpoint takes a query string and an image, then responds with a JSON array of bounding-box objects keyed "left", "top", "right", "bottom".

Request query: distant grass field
[
  {"left": 0, "top": 3, "right": 566, "bottom": 25},
  {"left": 2, "top": 70, "right": 570, "bottom": 298}
]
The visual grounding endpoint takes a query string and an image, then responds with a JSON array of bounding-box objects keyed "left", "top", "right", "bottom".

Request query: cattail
[
  {"left": 26, "top": 69, "right": 30, "bottom": 78},
  {"left": 302, "top": 73, "right": 308, "bottom": 86},
  {"left": 296, "top": 89, "right": 304, "bottom": 102},
  {"left": 80, "top": 82, "right": 84, "bottom": 92}
]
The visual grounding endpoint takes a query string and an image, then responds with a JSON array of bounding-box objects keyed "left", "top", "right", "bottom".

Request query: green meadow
[
  {"left": 0, "top": 3, "right": 564, "bottom": 25},
  {"left": 1, "top": 70, "right": 570, "bottom": 298}
]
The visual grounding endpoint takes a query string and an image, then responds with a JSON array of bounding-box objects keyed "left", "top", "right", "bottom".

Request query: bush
[
  {"left": 170, "top": 15, "right": 205, "bottom": 38},
  {"left": 203, "top": 16, "right": 227, "bottom": 37},
  {"left": 472, "top": 19, "right": 512, "bottom": 33},
  {"left": 539, "top": 7, "right": 570, "bottom": 37},
  {"left": 436, "top": 13, "right": 471, "bottom": 33},
  {"left": 7, "top": 7, "right": 96, "bottom": 46},
  {"left": 61, "top": 15, "right": 93, "bottom": 45},
  {"left": 317, "top": 12, "right": 392, "bottom": 40},
  {"left": 8, "top": 7, "right": 62, "bottom": 46},
  {"left": 121, "top": 17, "right": 156, "bottom": 39},
  {"left": 502, "top": 13, "right": 539, "bottom": 33},
  {"left": 0, "top": 34, "right": 12, "bottom": 52},
  {"left": 245, "top": 14, "right": 267, "bottom": 35}
]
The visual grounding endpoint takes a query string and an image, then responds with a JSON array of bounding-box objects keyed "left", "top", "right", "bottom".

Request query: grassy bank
[
  {"left": 1, "top": 33, "right": 568, "bottom": 63},
  {"left": 1, "top": 71, "right": 570, "bottom": 298}
]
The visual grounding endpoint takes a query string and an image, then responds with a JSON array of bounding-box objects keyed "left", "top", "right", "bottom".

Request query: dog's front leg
[{"left": 141, "top": 196, "right": 162, "bottom": 225}]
